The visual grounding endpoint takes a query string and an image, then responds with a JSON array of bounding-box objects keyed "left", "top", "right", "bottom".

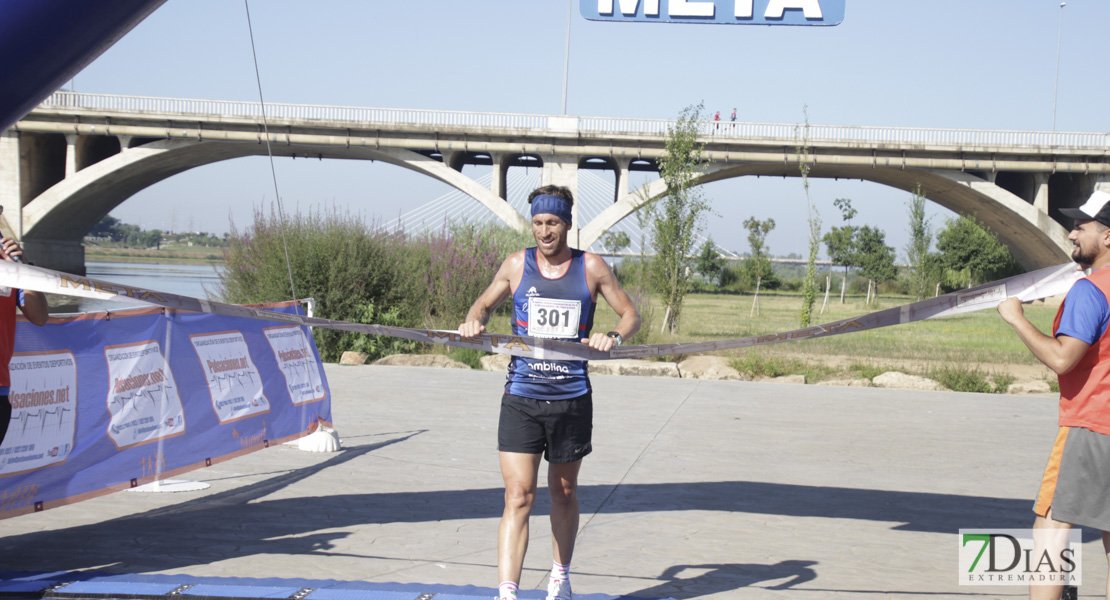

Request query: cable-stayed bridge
[{"left": 385, "top": 169, "right": 738, "bottom": 259}]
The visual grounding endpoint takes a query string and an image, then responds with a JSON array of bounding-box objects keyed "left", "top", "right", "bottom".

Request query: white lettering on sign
[
  {"left": 765, "top": 0, "right": 823, "bottom": 18},
  {"left": 670, "top": 0, "right": 714, "bottom": 17},
  {"left": 600, "top": 0, "right": 825, "bottom": 20},
  {"left": 599, "top": 0, "right": 660, "bottom": 15}
]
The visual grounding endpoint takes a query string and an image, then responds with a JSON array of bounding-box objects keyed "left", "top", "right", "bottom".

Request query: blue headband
[{"left": 530, "top": 194, "right": 572, "bottom": 225}]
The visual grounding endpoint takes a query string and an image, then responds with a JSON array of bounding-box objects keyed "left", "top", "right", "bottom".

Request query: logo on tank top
[
  {"left": 526, "top": 286, "right": 539, "bottom": 297},
  {"left": 531, "top": 361, "right": 570, "bottom": 374}
]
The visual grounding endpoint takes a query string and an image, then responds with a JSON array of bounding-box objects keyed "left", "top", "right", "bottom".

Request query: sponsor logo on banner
[
  {"left": 263, "top": 326, "right": 326, "bottom": 406},
  {"left": 959, "top": 529, "right": 1081, "bottom": 586},
  {"left": 581, "top": 0, "right": 845, "bottom": 26},
  {"left": 103, "top": 341, "right": 186, "bottom": 450},
  {"left": 190, "top": 331, "right": 270, "bottom": 424},
  {"left": 1, "top": 351, "right": 78, "bottom": 476}
]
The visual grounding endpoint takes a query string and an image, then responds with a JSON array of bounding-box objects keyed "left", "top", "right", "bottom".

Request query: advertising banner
[{"left": 0, "top": 301, "right": 330, "bottom": 518}]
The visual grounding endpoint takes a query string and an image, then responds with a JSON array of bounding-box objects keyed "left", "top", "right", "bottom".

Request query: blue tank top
[{"left": 505, "top": 248, "right": 596, "bottom": 400}]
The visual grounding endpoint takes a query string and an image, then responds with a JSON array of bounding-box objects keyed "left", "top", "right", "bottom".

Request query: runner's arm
[{"left": 998, "top": 297, "right": 1089, "bottom": 374}]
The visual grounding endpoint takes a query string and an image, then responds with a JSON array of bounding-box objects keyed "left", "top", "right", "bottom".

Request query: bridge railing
[
  {"left": 40, "top": 91, "right": 549, "bottom": 130},
  {"left": 37, "top": 91, "right": 1110, "bottom": 149}
]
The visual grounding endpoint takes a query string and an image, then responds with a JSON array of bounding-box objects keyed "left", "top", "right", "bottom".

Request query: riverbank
[{"left": 84, "top": 245, "right": 224, "bottom": 264}]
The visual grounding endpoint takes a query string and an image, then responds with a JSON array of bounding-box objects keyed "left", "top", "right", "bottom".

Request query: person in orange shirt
[{"left": 999, "top": 190, "right": 1110, "bottom": 600}]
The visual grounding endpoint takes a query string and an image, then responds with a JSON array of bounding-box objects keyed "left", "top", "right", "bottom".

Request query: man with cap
[
  {"left": 998, "top": 189, "right": 1110, "bottom": 600},
  {"left": 459, "top": 185, "right": 640, "bottom": 600}
]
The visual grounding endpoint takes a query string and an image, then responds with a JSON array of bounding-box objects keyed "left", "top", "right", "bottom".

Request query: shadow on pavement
[{"left": 0, "top": 432, "right": 1044, "bottom": 581}]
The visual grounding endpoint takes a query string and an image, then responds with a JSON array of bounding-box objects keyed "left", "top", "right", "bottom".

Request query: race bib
[{"left": 528, "top": 297, "right": 582, "bottom": 339}]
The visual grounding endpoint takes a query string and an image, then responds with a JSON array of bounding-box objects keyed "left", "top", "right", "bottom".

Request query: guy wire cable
[
  {"left": 243, "top": 0, "right": 300, "bottom": 315},
  {"left": 243, "top": 0, "right": 321, "bottom": 412}
]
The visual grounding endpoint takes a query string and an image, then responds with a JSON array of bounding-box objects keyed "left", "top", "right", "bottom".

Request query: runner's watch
[{"left": 606, "top": 331, "right": 623, "bottom": 346}]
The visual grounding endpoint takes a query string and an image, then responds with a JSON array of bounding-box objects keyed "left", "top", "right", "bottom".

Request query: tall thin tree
[{"left": 652, "top": 103, "right": 711, "bottom": 334}]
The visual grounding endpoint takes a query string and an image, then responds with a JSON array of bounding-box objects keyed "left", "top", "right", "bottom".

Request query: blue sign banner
[
  {"left": 581, "top": 0, "right": 845, "bottom": 26},
  {"left": 0, "top": 301, "right": 330, "bottom": 518}
]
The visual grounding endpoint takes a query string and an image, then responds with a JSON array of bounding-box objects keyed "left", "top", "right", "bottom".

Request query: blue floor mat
[{"left": 0, "top": 572, "right": 670, "bottom": 600}]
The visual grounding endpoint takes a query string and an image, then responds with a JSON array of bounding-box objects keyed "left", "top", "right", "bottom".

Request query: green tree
[
  {"left": 601, "top": 230, "right": 631, "bottom": 254},
  {"left": 796, "top": 106, "right": 822, "bottom": 326},
  {"left": 823, "top": 197, "right": 857, "bottom": 303},
  {"left": 743, "top": 217, "right": 775, "bottom": 316},
  {"left": 89, "top": 215, "right": 123, "bottom": 240},
  {"left": 651, "top": 103, "right": 711, "bottom": 334},
  {"left": 935, "top": 215, "right": 1021, "bottom": 289},
  {"left": 855, "top": 225, "right": 897, "bottom": 305},
  {"left": 695, "top": 237, "right": 726, "bottom": 287},
  {"left": 904, "top": 184, "right": 937, "bottom": 301}
]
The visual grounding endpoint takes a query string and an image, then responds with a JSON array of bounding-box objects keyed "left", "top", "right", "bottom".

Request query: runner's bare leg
[
  {"left": 548, "top": 459, "right": 582, "bottom": 565},
  {"left": 499, "top": 451, "right": 543, "bottom": 585}
]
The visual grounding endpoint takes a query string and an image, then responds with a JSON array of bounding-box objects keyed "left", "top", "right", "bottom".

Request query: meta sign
[{"left": 582, "top": 0, "right": 845, "bottom": 26}]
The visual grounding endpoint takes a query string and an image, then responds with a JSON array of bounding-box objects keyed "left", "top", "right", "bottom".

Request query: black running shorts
[{"left": 498, "top": 392, "right": 592, "bottom": 463}]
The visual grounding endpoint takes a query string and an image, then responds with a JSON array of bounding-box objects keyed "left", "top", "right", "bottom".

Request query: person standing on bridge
[
  {"left": 458, "top": 185, "right": 639, "bottom": 600},
  {"left": 0, "top": 235, "right": 48, "bottom": 447},
  {"left": 998, "top": 189, "right": 1110, "bottom": 600}
]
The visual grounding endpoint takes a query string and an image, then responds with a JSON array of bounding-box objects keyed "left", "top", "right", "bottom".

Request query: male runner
[
  {"left": 998, "top": 189, "right": 1110, "bottom": 600},
  {"left": 458, "top": 185, "right": 640, "bottom": 600}
]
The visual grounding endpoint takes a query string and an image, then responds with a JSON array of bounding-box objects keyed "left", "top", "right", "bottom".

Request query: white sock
[
  {"left": 498, "top": 581, "right": 518, "bottom": 600},
  {"left": 551, "top": 560, "right": 571, "bottom": 582}
]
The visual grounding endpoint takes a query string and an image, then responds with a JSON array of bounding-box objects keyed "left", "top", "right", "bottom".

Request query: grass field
[{"left": 656, "top": 290, "right": 1058, "bottom": 383}]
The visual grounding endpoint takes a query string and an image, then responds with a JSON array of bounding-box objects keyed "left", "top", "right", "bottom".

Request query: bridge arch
[
  {"left": 579, "top": 163, "right": 1071, "bottom": 270},
  {"left": 22, "top": 140, "right": 531, "bottom": 252}
]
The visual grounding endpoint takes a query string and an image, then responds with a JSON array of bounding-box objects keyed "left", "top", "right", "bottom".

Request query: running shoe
[{"left": 546, "top": 577, "right": 571, "bottom": 600}]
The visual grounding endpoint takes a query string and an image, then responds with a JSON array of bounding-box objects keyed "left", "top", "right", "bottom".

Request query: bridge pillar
[
  {"left": 615, "top": 157, "right": 631, "bottom": 204},
  {"left": 1033, "top": 173, "right": 1049, "bottom": 214},
  {"left": 490, "top": 153, "right": 512, "bottom": 201},
  {"left": 541, "top": 155, "right": 580, "bottom": 248},
  {"left": 23, "top": 239, "right": 84, "bottom": 276},
  {"left": 64, "top": 134, "right": 77, "bottom": 177}
]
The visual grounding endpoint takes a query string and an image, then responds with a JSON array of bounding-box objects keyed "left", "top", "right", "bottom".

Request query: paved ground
[{"left": 0, "top": 364, "right": 1094, "bottom": 599}]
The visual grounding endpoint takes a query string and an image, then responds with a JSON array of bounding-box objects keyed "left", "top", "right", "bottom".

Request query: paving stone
[{"left": 0, "top": 365, "right": 1091, "bottom": 599}]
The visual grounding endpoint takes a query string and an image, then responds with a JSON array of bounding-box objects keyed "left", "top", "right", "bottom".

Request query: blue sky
[{"left": 71, "top": 0, "right": 1109, "bottom": 259}]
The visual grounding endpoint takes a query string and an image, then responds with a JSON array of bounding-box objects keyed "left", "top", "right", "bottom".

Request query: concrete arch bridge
[{"left": 5, "top": 91, "right": 1109, "bottom": 274}]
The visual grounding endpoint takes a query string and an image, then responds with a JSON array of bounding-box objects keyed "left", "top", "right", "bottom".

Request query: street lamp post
[
  {"left": 561, "top": 0, "right": 572, "bottom": 115},
  {"left": 1052, "top": 1, "right": 1066, "bottom": 131}
]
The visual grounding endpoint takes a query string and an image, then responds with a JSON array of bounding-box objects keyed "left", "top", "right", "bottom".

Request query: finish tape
[{"left": 0, "top": 261, "right": 1082, "bottom": 362}]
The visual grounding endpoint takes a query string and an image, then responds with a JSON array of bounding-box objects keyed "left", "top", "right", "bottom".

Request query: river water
[{"left": 50, "top": 261, "right": 225, "bottom": 314}]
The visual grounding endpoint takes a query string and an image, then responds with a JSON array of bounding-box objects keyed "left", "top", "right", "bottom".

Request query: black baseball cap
[{"left": 1060, "top": 190, "right": 1110, "bottom": 227}]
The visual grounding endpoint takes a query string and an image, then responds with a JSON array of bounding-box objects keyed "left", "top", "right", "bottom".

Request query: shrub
[
  {"left": 730, "top": 352, "right": 835, "bottom": 381},
  {"left": 220, "top": 208, "right": 528, "bottom": 362},
  {"left": 447, "top": 347, "right": 487, "bottom": 369},
  {"left": 345, "top": 302, "right": 424, "bottom": 362},
  {"left": 220, "top": 206, "right": 418, "bottom": 361},
  {"left": 420, "top": 222, "right": 507, "bottom": 330},
  {"left": 927, "top": 364, "right": 1011, "bottom": 394}
]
